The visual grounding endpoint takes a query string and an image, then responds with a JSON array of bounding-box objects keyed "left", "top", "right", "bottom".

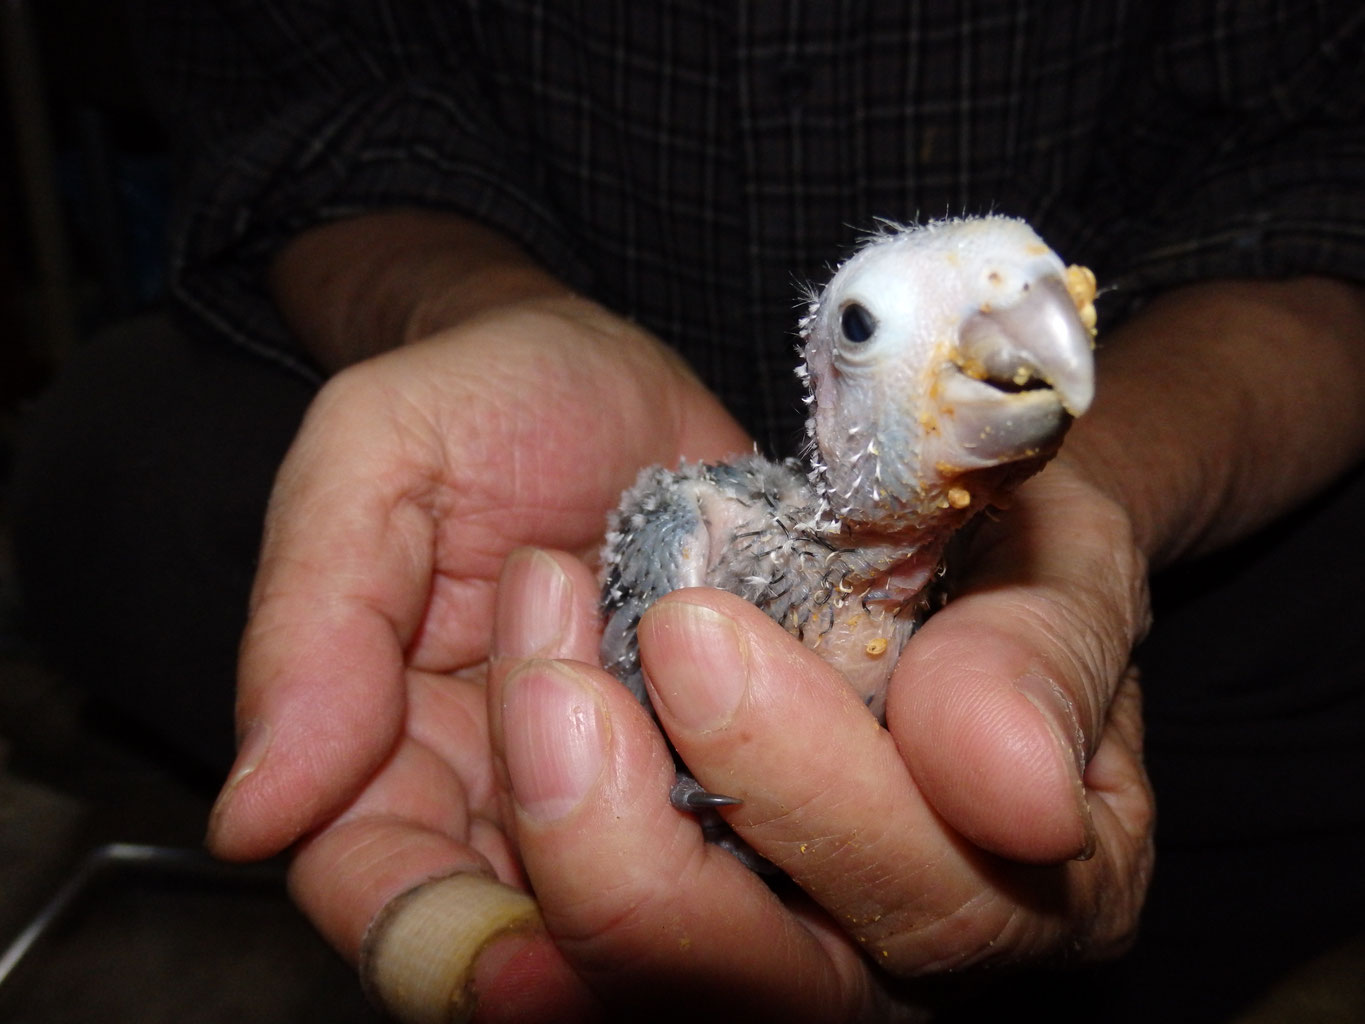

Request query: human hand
[
  {"left": 472, "top": 273, "right": 1365, "bottom": 1019},
  {"left": 473, "top": 452, "right": 1154, "bottom": 1021},
  {"left": 204, "top": 294, "right": 750, "bottom": 1006}
]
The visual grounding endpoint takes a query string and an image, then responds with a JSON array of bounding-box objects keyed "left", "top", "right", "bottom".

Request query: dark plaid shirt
[{"left": 139, "top": 0, "right": 1365, "bottom": 452}]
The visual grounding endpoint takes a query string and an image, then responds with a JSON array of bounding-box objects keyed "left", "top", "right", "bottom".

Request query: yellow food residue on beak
[{"left": 1065, "top": 264, "right": 1099, "bottom": 335}]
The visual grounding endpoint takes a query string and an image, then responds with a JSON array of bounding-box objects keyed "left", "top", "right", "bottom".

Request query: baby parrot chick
[{"left": 599, "top": 216, "right": 1098, "bottom": 851}]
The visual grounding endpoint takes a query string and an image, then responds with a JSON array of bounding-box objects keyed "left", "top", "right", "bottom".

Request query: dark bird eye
[{"left": 840, "top": 303, "right": 876, "bottom": 343}]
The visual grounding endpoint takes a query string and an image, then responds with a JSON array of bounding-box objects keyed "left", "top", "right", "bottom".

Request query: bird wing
[
  {"left": 599, "top": 456, "right": 815, "bottom": 702},
  {"left": 599, "top": 464, "right": 714, "bottom": 703}
]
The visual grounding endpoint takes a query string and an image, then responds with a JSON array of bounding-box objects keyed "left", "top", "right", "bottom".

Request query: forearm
[
  {"left": 269, "top": 209, "right": 577, "bottom": 371},
  {"left": 1064, "top": 276, "right": 1365, "bottom": 569}
]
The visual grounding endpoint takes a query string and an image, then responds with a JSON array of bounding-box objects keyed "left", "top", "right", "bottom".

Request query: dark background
[
  {"left": 0, "top": 2, "right": 378, "bottom": 1018},
  {"left": 1, "top": 2, "right": 1362, "bottom": 1022}
]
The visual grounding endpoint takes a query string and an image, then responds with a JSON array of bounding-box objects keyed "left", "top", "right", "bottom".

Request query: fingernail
[
  {"left": 640, "top": 601, "right": 748, "bottom": 732},
  {"left": 503, "top": 662, "right": 606, "bottom": 822},
  {"left": 1015, "top": 674, "right": 1085, "bottom": 776},
  {"left": 1014, "top": 673, "right": 1096, "bottom": 858},
  {"left": 493, "top": 548, "right": 575, "bottom": 661},
  {"left": 206, "top": 720, "right": 271, "bottom": 844}
]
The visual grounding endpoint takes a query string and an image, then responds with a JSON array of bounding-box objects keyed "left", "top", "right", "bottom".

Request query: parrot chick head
[{"left": 798, "top": 216, "right": 1097, "bottom": 531}]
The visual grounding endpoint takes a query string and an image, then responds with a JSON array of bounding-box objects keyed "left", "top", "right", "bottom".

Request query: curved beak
[
  {"left": 958, "top": 275, "right": 1095, "bottom": 415},
  {"left": 935, "top": 274, "right": 1097, "bottom": 469}
]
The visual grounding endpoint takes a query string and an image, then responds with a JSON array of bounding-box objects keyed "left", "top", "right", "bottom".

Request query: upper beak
[
  {"left": 957, "top": 275, "right": 1095, "bottom": 416},
  {"left": 933, "top": 274, "right": 1097, "bottom": 470}
]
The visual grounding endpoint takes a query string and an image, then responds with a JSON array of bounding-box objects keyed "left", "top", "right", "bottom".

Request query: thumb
[{"left": 887, "top": 467, "right": 1149, "bottom": 863}]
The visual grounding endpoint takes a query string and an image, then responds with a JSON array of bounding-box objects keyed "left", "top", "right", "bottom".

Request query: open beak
[{"left": 934, "top": 273, "right": 1097, "bottom": 469}]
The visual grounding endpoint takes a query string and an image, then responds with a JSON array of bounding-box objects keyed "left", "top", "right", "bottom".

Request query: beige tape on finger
[{"left": 361, "top": 873, "right": 543, "bottom": 1024}]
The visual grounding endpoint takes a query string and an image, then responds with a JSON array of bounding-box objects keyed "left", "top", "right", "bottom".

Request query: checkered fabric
[{"left": 136, "top": 0, "right": 1365, "bottom": 451}]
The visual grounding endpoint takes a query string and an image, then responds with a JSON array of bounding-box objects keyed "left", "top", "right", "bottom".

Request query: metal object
[{"left": 0, "top": 842, "right": 284, "bottom": 991}]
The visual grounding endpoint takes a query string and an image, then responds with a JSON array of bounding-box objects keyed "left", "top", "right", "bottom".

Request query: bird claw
[
  {"left": 670, "top": 774, "right": 743, "bottom": 812},
  {"left": 670, "top": 775, "right": 776, "bottom": 873}
]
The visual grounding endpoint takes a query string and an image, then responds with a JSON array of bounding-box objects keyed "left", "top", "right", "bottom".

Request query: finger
[
  {"left": 294, "top": 814, "right": 599, "bottom": 1023},
  {"left": 637, "top": 587, "right": 1152, "bottom": 971},
  {"left": 282, "top": 669, "right": 514, "bottom": 953},
  {"left": 889, "top": 469, "right": 1149, "bottom": 863},
  {"left": 491, "top": 547, "right": 604, "bottom": 667},
  {"left": 361, "top": 873, "right": 598, "bottom": 1024},
  {"left": 291, "top": 808, "right": 491, "bottom": 963},
  {"left": 486, "top": 545, "right": 607, "bottom": 852},
  {"left": 491, "top": 656, "right": 890, "bottom": 1021},
  {"left": 283, "top": 714, "right": 596, "bottom": 1022}
]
